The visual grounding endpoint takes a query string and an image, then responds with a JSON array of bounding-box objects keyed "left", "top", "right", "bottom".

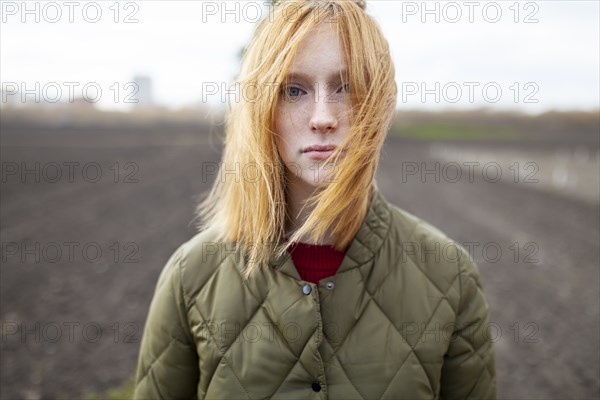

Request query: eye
[
  {"left": 337, "top": 82, "right": 351, "bottom": 94},
  {"left": 281, "top": 85, "right": 306, "bottom": 100}
]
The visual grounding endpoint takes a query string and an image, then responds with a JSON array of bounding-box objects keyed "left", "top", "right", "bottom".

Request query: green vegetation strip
[{"left": 390, "top": 123, "right": 520, "bottom": 140}]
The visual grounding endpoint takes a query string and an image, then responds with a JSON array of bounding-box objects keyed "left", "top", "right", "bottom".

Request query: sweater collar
[{"left": 270, "top": 186, "right": 392, "bottom": 281}]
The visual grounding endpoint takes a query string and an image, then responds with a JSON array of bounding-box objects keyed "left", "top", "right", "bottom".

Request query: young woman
[{"left": 133, "top": 1, "right": 497, "bottom": 399}]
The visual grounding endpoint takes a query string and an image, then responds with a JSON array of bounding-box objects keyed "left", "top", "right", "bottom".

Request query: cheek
[
  {"left": 274, "top": 113, "right": 291, "bottom": 161},
  {"left": 275, "top": 108, "right": 294, "bottom": 140},
  {"left": 276, "top": 135, "right": 293, "bottom": 164}
]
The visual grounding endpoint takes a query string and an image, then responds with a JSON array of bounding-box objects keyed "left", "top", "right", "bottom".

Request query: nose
[{"left": 309, "top": 91, "right": 338, "bottom": 133}]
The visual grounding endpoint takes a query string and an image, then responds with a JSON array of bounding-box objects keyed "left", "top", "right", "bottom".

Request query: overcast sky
[{"left": 1, "top": 0, "right": 599, "bottom": 114}]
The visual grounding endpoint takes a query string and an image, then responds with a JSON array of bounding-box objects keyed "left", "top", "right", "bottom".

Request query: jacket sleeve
[
  {"left": 133, "top": 243, "right": 199, "bottom": 400},
  {"left": 440, "top": 249, "right": 497, "bottom": 400}
]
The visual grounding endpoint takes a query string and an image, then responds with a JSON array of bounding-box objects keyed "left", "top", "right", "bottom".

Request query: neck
[
  {"left": 284, "top": 175, "right": 334, "bottom": 245},
  {"left": 284, "top": 176, "right": 376, "bottom": 246}
]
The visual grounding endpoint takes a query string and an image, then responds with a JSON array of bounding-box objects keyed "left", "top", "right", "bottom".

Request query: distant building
[{"left": 133, "top": 75, "right": 154, "bottom": 107}]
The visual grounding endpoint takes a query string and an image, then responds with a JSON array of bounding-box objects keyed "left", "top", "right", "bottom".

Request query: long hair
[{"left": 193, "top": 0, "right": 397, "bottom": 281}]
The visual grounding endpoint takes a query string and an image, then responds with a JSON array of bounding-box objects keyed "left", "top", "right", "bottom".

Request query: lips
[
  {"left": 302, "top": 144, "right": 337, "bottom": 153},
  {"left": 302, "top": 144, "right": 338, "bottom": 161}
]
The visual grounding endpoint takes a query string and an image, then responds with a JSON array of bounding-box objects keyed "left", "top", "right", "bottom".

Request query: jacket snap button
[
  {"left": 326, "top": 281, "right": 335, "bottom": 290},
  {"left": 311, "top": 381, "right": 321, "bottom": 392},
  {"left": 302, "top": 284, "right": 312, "bottom": 295}
]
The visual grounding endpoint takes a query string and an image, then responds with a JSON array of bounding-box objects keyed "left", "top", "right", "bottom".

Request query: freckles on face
[
  {"left": 274, "top": 23, "right": 352, "bottom": 187},
  {"left": 275, "top": 105, "right": 306, "bottom": 158}
]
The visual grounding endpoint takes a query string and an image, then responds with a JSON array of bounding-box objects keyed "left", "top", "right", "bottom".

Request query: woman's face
[{"left": 275, "top": 23, "right": 352, "bottom": 189}]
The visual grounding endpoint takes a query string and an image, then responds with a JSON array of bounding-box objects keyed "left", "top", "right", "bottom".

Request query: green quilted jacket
[{"left": 133, "top": 189, "right": 496, "bottom": 399}]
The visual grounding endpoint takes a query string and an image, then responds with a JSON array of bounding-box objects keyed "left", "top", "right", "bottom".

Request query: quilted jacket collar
[{"left": 269, "top": 186, "right": 392, "bottom": 281}]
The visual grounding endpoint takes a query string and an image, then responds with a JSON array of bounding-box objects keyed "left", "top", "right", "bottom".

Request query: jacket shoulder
[
  {"left": 172, "top": 226, "right": 234, "bottom": 302},
  {"left": 386, "top": 202, "right": 456, "bottom": 252},
  {"left": 385, "top": 202, "right": 473, "bottom": 304}
]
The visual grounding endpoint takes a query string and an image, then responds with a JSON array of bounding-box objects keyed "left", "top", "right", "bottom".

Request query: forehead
[{"left": 286, "top": 23, "right": 347, "bottom": 79}]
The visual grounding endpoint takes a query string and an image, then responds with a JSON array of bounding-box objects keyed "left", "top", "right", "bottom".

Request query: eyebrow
[{"left": 284, "top": 68, "right": 348, "bottom": 82}]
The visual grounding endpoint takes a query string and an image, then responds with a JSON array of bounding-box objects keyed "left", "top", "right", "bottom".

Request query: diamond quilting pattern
[{"left": 131, "top": 190, "right": 495, "bottom": 400}]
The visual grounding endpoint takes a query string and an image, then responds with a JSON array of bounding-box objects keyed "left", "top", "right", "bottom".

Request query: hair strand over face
[{"left": 193, "top": 0, "right": 397, "bottom": 281}]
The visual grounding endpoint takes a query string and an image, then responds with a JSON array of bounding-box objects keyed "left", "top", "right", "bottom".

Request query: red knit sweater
[{"left": 284, "top": 238, "right": 347, "bottom": 284}]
